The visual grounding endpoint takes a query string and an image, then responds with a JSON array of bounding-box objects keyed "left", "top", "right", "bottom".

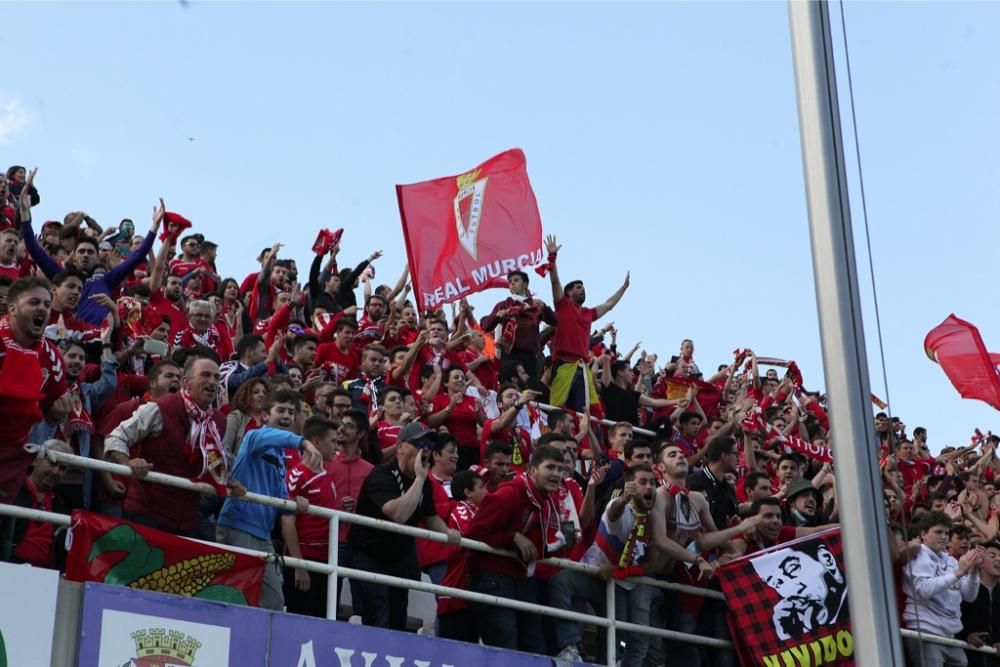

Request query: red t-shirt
[
  {"left": 286, "top": 462, "right": 339, "bottom": 561},
  {"left": 0, "top": 262, "right": 20, "bottom": 281},
  {"left": 315, "top": 343, "right": 360, "bottom": 385},
  {"left": 460, "top": 349, "right": 499, "bottom": 391},
  {"left": 150, "top": 290, "right": 187, "bottom": 340},
  {"left": 438, "top": 500, "right": 479, "bottom": 615},
  {"left": 0, "top": 335, "right": 67, "bottom": 499},
  {"left": 897, "top": 458, "right": 934, "bottom": 492},
  {"left": 376, "top": 421, "right": 402, "bottom": 452},
  {"left": 551, "top": 297, "right": 598, "bottom": 362},
  {"left": 432, "top": 393, "right": 480, "bottom": 448}
]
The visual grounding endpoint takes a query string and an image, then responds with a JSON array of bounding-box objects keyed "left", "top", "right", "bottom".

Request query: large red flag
[
  {"left": 65, "top": 510, "right": 264, "bottom": 606},
  {"left": 924, "top": 314, "right": 1000, "bottom": 411},
  {"left": 396, "top": 149, "right": 544, "bottom": 311}
]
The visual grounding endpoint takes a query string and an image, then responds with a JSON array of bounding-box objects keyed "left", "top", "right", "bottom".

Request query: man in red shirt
[
  {"left": 315, "top": 317, "right": 361, "bottom": 384},
  {"left": 463, "top": 444, "right": 566, "bottom": 653},
  {"left": 282, "top": 415, "right": 340, "bottom": 618},
  {"left": 544, "top": 234, "right": 629, "bottom": 411},
  {"left": 1, "top": 277, "right": 71, "bottom": 502},
  {"left": 479, "top": 269, "right": 558, "bottom": 383},
  {"left": 4, "top": 439, "right": 73, "bottom": 568},
  {"left": 168, "top": 235, "right": 203, "bottom": 279},
  {"left": 480, "top": 384, "right": 534, "bottom": 470},
  {"left": 149, "top": 236, "right": 187, "bottom": 340}
]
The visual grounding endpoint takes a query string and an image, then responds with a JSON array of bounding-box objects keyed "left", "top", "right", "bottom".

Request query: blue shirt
[{"left": 217, "top": 426, "right": 303, "bottom": 540}]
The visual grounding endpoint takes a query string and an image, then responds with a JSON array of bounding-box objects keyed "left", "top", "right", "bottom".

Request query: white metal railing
[{"left": 2, "top": 448, "right": 994, "bottom": 663}]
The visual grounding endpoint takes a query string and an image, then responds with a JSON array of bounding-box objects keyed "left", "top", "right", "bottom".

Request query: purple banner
[
  {"left": 77, "top": 582, "right": 270, "bottom": 667},
  {"left": 269, "top": 612, "right": 555, "bottom": 667}
]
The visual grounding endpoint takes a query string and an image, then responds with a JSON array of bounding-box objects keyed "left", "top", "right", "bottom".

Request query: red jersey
[
  {"left": 376, "top": 421, "right": 402, "bottom": 452},
  {"left": 324, "top": 450, "right": 374, "bottom": 542},
  {"left": 286, "top": 462, "right": 339, "bottom": 560},
  {"left": 0, "top": 261, "right": 20, "bottom": 281},
  {"left": 431, "top": 393, "right": 480, "bottom": 447},
  {"left": 897, "top": 457, "right": 935, "bottom": 492},
  {"left": 150, "top": 290, "right": 187, "bottom": 340},
  {"left": 407, "top": 346, "right": 466, "bottom": 394},
  {"left": 459, "top": 348, "right": 498, "bottom": 391},
  {"left": 47, "top": 308, "right": 101, "bottom": 341},
  {"left": 551, "top": 297, "right": 597, "bottom": 362},
  {"left": 438, "top": 500, "right": 480, "bottom": 615},
  {"left": 315, "top": 342, "right": 360, "bottom": 385},
  {"left": 0, "top": 327, "right": 68, "bottom": 499}
]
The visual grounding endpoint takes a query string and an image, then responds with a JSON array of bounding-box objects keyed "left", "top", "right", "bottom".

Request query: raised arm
[
  {"left": 545, "top": 234, "right": 563, "bottom": 304},
  {"left": 594, "top": 272, "right": 630, "bottom": 320}
]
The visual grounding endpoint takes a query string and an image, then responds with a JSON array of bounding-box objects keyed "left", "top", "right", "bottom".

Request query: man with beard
[
  {"left": 480, "top": 269, "right": 558, "bottom": 383},
  {"left": 325, "top": 409, "right": 374, "bottom": 608},
  {"left": 0, "top": 276, "right": 72, "bottom": 503},
  {"left": 217, "top": 389, "right": 323, "bottom": 611},
  {"left": 21, "top": 186, "right": 161, "bottom": 325},
  {"left": 93, "top": 360, "right": 181, "bottom": 517},
  {"left": 344, "top": 344, "right": 388, "bottom": 413},
  {"left": 544, "top": 234, "right": 629, "bottom": 412},
  {"left": 463, "top": 445, "right": 567, "bottom": 653},
  {"left": 781, "top": 479, "right": 831, "bottom": 528},
  {"left": 103, "top": 356, "right": 231, "bottom": 535},
  {"left": 549, "top": 464, "right": 660, "bottom": 665},
  {"left": 904, "top": 512, "right": 985, "bottom": 666},
  {"left": 651, "top": 444, "right": 758, "bottom": 665},
  {"left": 2, "top": 439, "right": 74, "bottom": 568},
  {"left": 36, "top": 332, "right": 117, "bottom": 512},
  {"left": 149, "top": 231, "right": 188, "bottom": 340},
  {"left": 348, "top": 423, "right": 461, "bottom": 630}
]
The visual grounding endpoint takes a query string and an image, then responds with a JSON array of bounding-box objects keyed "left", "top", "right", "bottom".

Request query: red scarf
[
  {"left": 517, "top": 472, "right": 561, "bottom": 563},
  {"left": 61, "top": 381, "right": 94, "bottom": 436},
  {"left": 180, "top": 389, "right": 227, "bottom": 486}
]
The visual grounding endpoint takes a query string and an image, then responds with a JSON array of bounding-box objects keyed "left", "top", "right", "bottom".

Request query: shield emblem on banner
[{"left": 453, "top": 170, "right": 488, "bottom": 260}]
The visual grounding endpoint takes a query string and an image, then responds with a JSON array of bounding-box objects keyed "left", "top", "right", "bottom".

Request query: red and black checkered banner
[{"left": 717, "top": 528, "right": 855, "bottom": 667}]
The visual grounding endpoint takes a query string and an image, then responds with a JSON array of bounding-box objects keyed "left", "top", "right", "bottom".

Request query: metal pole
[
  {"left": 326, "top": 515, "right": 339, "bottom": 620},
  {"left": 787, "top": 2, "right": 905, "bottom": 666},
  {"left": 605, "top": 580, "right": 616, "bottom": 667}
]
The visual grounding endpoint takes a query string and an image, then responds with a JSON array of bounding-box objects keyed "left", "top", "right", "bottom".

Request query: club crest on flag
[{"left": 454, "top": 168, "right": 487, "bottom": 260}]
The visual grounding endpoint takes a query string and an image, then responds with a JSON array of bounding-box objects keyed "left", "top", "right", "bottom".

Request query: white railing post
[
  {"left": 326, "top": 515, "right": 339, "bottom": 620},
  {"left": 605, "top": 579, "right": 616, "bottom": 667}
]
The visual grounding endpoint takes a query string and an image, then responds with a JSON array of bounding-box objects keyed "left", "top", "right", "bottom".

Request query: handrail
[
  {"left": 7, "top": 448, "right": 996, "bottom": 660},
  {"left": 534, "top": 401, "right": 658, "bottom": 438}
]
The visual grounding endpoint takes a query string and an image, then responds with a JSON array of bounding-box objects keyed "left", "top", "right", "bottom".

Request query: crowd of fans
[{"left": 1, "top": 167, "right": 999, "bottom": 667}]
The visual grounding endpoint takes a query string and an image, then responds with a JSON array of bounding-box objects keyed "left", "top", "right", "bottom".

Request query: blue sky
[{"left": 6, "top": 1, "right": 1000, "bottom": 451}]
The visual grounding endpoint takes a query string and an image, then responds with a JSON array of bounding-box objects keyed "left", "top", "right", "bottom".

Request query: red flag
[
  {"left": 924, "top": 314, "right": 1000, "bottom": 411},
  {"left": 396, "top": 149, "right": 544, "bottom": 310},
  {"left": 65, "top": 510, "right": 263, "bottom": 606}
]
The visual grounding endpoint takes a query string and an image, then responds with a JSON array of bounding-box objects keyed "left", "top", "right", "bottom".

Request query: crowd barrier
[{"left": 1, "top": 445, "right": 994, "bottom": 666}]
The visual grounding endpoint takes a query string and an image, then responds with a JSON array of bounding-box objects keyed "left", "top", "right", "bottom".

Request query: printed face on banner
[
  {"left": 750, "top": 541, "right": 847, "bottom": 641},
  {"left": 718, "top": 529, "right": 855, "bottom": 667},
  {"left": 96, "top": 610, "right": 230, "bottom": 667}
]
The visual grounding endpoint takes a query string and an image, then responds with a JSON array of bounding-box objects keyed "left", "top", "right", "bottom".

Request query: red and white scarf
[
  {"left": 180, "top": 389, "right": 227, "bottom": 486},
  {"left": 517, "top": 472, "right": 561, "bottom": 572},
  {"left": 60, "top": 381, "right": 94, "bottom": 436}
]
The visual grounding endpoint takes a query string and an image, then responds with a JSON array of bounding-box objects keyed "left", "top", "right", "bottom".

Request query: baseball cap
[{"left": 397, "top": 422, "right": 436, "bottom": 448}]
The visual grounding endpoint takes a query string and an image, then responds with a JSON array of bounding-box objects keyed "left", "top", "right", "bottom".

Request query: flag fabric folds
[
  {"left": 65, "top": 510, "right": 263, "bottom": 606},
  {"left": 924, "top": 314, "right": 1000, "bottom": 412},
  {"left": 396, "top": 149, "right": 544, "bottom": 311}
]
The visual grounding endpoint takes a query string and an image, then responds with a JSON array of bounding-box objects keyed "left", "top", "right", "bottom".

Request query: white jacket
[{"left": 902, "top": 544, "right": 980, "bottom": 636}]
